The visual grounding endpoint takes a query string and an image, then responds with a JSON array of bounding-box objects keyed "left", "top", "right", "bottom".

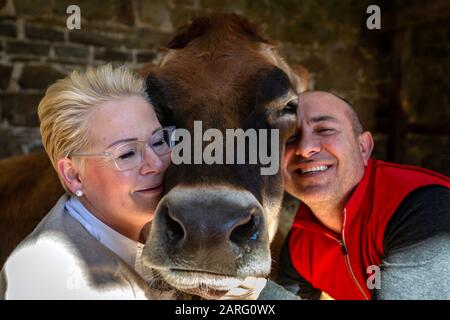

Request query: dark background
[{"left": 0, "top": 0, "right": 449, "bottom": 177}]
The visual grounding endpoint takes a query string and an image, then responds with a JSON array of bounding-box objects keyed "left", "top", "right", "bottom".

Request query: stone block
[
  {"left": 137, "top": 0, "right": 174, "bottom": 33},
  {"left": 15, "top": 0, "right": 53, "bottom": 15},
  {"left": 69, "top": 29, "right": 122, "bottom": 47},
  {"left": 25, "top": 24, "right": 65, "bottom": 42},
  {"left": 123, "top": 28, "right": 171, "bottom": 49},
  {"left": 54, "top": 44, "right": 89, "bottom": 59},
  {"left": 0, "top": 126, "right": 43, "bottom": 158},
  {"left": 0, "top": 20, "right": 17, "bottom": 37},
  {"left": 6, "top": 40, "right": 50, "bottom": 55},
  {"left": 0, "top": 127, "right": 23, "bottom": 158},
  {"left": 94, "top": 48, "right": 132, "bottom": 62},
  {"left": 18, "top": 65, "right": 66, "bottom": 90},
  {"left": 0, "top": 64, "right": 12, "bottom": 89},
  {"left": 0, "top": 93, "right": 43, "bottom": 126}
]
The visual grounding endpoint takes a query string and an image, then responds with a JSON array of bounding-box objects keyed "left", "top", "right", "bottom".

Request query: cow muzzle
[{"left": 142, "top": 186, "right": 272, "bottom": 293}]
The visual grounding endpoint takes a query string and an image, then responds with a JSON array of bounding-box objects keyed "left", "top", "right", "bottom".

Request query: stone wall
[{"left": 0, "top": 0, "right": 449, "bottom": 176}]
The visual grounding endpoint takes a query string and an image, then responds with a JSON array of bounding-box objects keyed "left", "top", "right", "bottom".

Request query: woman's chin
[{"left": 132, "top": 196, "right": 160, "bottom": 213}]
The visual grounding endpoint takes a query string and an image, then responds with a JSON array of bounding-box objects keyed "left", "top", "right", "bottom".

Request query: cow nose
[
  {"left": 146, "top": 187, "right": 269, "bottom": 273},
  {"left": 163, "top": 198, "right": 262, "bottom": 248}
]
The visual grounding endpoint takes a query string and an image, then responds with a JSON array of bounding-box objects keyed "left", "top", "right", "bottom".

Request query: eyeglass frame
[{"left": 69, "top": 126, "right": 176, "bottom": 171}]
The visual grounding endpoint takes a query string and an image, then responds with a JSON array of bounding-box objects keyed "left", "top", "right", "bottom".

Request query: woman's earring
[{"left": 75, "top": 190, "right": 83, "bottom": 197}]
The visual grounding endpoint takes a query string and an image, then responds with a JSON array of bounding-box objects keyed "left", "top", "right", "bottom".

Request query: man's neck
[{"left": 307, "top": 199, "right": 346, "bottom": 235}]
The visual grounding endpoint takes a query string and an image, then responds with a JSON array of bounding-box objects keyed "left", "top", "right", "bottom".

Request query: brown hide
[{"left": 0, "top": 152, "right": 63, "bottom": 266}]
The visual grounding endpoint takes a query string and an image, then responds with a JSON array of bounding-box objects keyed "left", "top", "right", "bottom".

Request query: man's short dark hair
[{"left": 330, "top": 92, "right": 364, "bottom": 136}]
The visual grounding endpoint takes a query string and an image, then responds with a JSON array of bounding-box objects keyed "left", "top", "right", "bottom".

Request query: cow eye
[{"left": 279, "top": 101, "right": 297, "bottom": 116}]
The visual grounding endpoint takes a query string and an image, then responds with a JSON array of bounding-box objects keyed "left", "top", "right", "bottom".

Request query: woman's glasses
[{"left": 71, "top": 126, "right": 175, "bottom": 171}]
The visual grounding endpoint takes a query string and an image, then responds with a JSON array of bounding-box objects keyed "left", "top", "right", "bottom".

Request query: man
[{"left": 277, "top": 91, "right": 450, "bottom": 300}]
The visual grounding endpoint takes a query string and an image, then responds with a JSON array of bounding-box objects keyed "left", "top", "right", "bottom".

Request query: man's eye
[{"left": 317, "top": 128, "right": 335, "bottom": 134}]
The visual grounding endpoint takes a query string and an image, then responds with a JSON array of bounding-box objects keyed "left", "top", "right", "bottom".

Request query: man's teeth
[{"left": 301, "top": 165, "right": 329, "bottom": 174}]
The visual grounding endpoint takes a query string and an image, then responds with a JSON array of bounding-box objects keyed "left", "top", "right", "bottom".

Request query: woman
[
  {"left": 0, "top": 64, "right": 270, "bottom": 300},
  {"left": 0, "top": 64, "right": 175, "bottom": 299}
]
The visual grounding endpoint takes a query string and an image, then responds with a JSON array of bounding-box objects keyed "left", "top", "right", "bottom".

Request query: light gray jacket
[{"left": 0, "top": 195, "right": 175, "bottom": 299}]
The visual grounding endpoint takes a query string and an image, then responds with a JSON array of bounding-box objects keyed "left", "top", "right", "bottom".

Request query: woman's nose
[{"left": 140, "top": 146, "right": 164, "bottom": 175}]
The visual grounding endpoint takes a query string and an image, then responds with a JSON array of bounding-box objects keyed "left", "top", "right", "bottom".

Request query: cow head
[{"left": 141, "top": 13, "right": 307, "bottom": 298}]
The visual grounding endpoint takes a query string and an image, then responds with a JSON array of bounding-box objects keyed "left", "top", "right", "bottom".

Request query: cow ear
[
  {"left": 145, "top": 72, "right": 174, "bottom": 127},
  {"left": 138, "top": 63, "right": 159, "bottom": 78},
  {"left": 166, "top": 16, "right": 210, "bottom": 49},
  {"left": 139, "top": 64, "right": 173, "bottom": 126},
  {"left": 290, "top": 64, "right": 310, "bottom": 93}
]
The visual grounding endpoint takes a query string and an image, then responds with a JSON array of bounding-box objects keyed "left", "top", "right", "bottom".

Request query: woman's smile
[{"left": 135, "top": 183, "right": 164, "bottom": 194}]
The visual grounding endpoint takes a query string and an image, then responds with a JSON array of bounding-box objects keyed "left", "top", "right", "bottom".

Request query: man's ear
[
  {"left": 358, "top": 131, "right": 374, "bottom": 166},
  {"left": 56, "top": 158, "right": 83, "bottom": 194}
]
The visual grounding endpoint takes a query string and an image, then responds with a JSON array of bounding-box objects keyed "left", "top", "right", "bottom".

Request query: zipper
[{"left": 341, "top": 208, "right": 369, "bottom": 300}]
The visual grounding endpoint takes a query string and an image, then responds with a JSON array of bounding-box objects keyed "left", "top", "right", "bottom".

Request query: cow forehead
[
  {"left": 160, "top": 42, "right": 289, "bottom": 87},
  {"left": 152, "top": 57, "right": 293, "bottom": 120}
]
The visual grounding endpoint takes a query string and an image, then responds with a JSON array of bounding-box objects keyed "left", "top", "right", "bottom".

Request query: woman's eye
[
  {"left": 118, "top": 151, "right": 136, "bottom": 160},
  {"left": 152, "top": 139, "right": 165, "bottom": 147}
]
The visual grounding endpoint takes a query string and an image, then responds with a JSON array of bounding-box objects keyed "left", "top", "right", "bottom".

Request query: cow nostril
[
  {"left": 229, "top": 213, "right": 260, "bottom": 247},
  {"left": 165, "top": 209, "right": 185, "bottom": 245}
]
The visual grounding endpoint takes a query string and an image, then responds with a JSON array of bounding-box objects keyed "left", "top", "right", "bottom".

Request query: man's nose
[{"left": 295, "top": 134, "right": 321, "bottom": 158}]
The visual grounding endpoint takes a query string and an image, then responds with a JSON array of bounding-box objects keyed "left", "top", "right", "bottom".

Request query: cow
[{"left": 0, "top": 13, "right": 308, "bottom": 298}]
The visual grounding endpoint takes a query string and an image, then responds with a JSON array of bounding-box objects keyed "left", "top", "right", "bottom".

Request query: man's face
[{"left": 282, "top": 91, "right": 371, "bottom": 207}]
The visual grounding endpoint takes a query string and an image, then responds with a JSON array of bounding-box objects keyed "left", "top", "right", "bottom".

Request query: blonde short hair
[{"left": 38, "top": 64, "right": 150, "bottom": 192}]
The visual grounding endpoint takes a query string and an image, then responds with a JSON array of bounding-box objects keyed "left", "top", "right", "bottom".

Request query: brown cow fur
[{"left": 0, "top": 152, "right": 63, "bottom": 266}]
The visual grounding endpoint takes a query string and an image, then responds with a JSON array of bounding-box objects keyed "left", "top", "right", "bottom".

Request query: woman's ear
[
  {"left": 56, "top": 158, "right": 82, "bottom": 194},
  {"left": 358, "top": 131, "right": 374, "bottom": 166}
]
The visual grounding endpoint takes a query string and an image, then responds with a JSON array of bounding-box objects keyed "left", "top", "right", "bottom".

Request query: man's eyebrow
[
  {"left": 309, "top": 115, "right": 339, "bottom": 123},
  {"left": 106, "top": 127, "right": 162, "bottom": 149}
]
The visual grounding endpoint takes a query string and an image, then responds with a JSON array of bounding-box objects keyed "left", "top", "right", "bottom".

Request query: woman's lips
[{"left": 136, "top": 183, "right": 163, "bottom": 193}]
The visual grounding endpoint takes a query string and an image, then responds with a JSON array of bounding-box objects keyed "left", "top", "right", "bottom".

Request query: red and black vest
[{"left": 288, "top": 159, "right": 450, "bottom": 300}]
